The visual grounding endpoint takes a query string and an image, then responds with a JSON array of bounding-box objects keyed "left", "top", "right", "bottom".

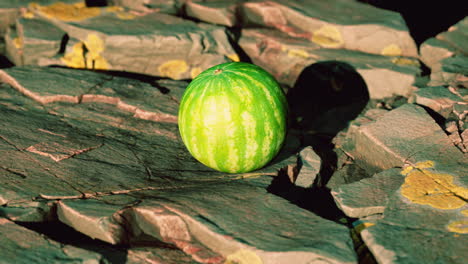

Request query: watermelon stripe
[
  {"left": 226, "top": 73, "right": 263, "bottom": 171},
  {"left": 188, "top": 78, "right": 213, "bottom": 164},
  {"left": 230, "top": 71, "right": 284, "bottom": 129}
]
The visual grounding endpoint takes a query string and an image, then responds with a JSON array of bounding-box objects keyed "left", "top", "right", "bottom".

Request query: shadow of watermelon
[{"left": 268, "top": 61, "right": 369, "bottom": 223}]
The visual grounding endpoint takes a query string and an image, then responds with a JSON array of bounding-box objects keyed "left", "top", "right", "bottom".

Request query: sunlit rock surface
[{"left": 1, "top": 1, "right": 467, "bottom": 263}]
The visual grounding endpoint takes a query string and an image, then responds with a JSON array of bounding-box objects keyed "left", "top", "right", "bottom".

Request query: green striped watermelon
[{"left": 178, "top": 62, "right": 288, "bottom": 173}]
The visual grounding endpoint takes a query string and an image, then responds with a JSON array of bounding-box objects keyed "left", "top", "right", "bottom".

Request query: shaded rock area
[{"left": 0, "top": 0, "right": 467, "bottom": 264}]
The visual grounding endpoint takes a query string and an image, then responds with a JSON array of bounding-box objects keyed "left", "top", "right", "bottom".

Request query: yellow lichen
[
  {"left": 13, "top": 37, "right": 22, "bottom": 49},
  {"left": 61, "top": 42, "right": 86, "bottom": 68},
  {"left": 227, "top": 53, "right": 240, "bottom": 62},
  {"left": 400, "top": 161, "right": 468, "bottom": 210},
  {"left": 354, "top": 222, "right": 375, "bottom": 234},
  {"left": 190, "top": 67, "right": 202, "bottom": 79},
  {"left": 61, "top": 34, "right": 109, "bottom": 70},
  {"left": 287, "top": 49, "right": 310, "bottom": 58},
  {"left": 83, "top": 34, "right": 108, "bottom": 70},
  {"left": 225, "top": 249, "right": 262, "bottom": 264},
  {"left": 29, "top": 2, "right": 101, "bottom": 22},
  {"left": 401, "top": 161, "right": 434, "bottom": 175},
  {"left": 381, "top": 44, "right": 402, "bottom": 56},
  {"left": 22, "top": 11, "right": 35, "bottom": 19},
  {"left": 462, "top": 210, "right": 468, "bottom": 216},
  {"left": 447, "top": 220, "right": 468, "bottom": 234},
  {"left": 158, "top": 60, "right": 188, "bottom": 79},
  {"left": 391, "top": 57, "right": 420, "bottom": 66},
  {"left": 311, "top": 25, "right": 344, "bottom": 48}
]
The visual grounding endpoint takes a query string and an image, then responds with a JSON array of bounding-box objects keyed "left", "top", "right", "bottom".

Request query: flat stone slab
[
  {"left": 0, "top": 66, "right": 356, "bottom": 263},
  {"left": 361, "top": 161, "right": 468, "bottom": 264},
  {"left": 108, "top": 0, "right": 180, "bottom": 15},
  {"left": 335, "top": 112, "right": 468, "bottom": 263},
  {"left": 420, "top": 17, "right": 468, "bottom": 87},
  {"left": 5, "top": 1, "right": 238, "bottom": 79},
  {"left": 239, "top": 28, "right": 420, "bottom": 99},
  {"left": 0, "top": 218, "right": 104, "bottom": 263},
  {"left": 239, "top": 0, "right": 417, "bottom": 57},
  {"left": 293, "top": 146, "right": 321, "bottom": 188},
  {"left": 331, "top": 168, "right": 404, "bottom": 219},
  {"left": 410, "top": 86, "right": 466, "bottom": 119},
  {"left": 185, "top": 0, "right": 240, "bottom": 27},
  {"left": 342, "top": 103, "right": 468, "bottom": 176}
]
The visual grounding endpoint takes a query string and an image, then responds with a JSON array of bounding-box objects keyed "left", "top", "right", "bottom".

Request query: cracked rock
[
  {"left": 184, "top": 0, "right": 240, "bottom": 27},
  {"left": 108, "top": 0, "right": 181, "bottom": 15},
  {"left": 294, "top": 146, "right": 321, "bottom": 188},
  {"left": 420, "top": 17, "right": 468, "bottom": 87},
  {"left": 342, "top": 103, "right": 468, "bottom": 176},
  {"left": 0, "top": 218, "right": 103, "bottom": 263},
  {"left": 360, "top": 164, "right": 468, "bottom": 264},
  {"left": 5, "top": 1, "right": 238, "bottom": 79},
  {"left": 331, "top": 168, "right": 404, "bottom": 219},
  {"left": 239, "top": 0, "right": 418, "bottom": 57},
  {"left": 239, "top": 28, "right": 420, "bottom": 99},
  {"left": 0, "top": 66, "right": 356, "bottom": 263}
]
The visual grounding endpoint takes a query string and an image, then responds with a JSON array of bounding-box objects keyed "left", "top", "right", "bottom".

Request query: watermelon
[{"left": 178, "top": 62, "right": 288, "bottom": 173}]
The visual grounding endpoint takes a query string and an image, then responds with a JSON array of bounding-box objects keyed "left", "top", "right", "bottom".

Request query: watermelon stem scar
[{"left": 214, "top": 69, "right": 223, "bottom": 74}]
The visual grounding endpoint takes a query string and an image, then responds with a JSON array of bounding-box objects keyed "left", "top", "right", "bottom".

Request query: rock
[
  {"left": 108, "top": 0, "right": 181, "bottom": 15},
  {"left": 431, "top": 55, "right": 468, "bottom": 88},
  {"left": 239, "top": 0, "right": 417, "bottom": 57},
  {"left": 0, "top": 218, "right": 103, "bottom": 263},
  {"left": 56, "top": 177, "right": 357, "bottom": 264},
  {"left": 409, "top": 86, "right": 466, "bottom": 119},
  {"left": 127, "top": 246, "right": 198, "bottom": 264},
  {"left": 342, "top": 103, "right": 468, "bottom": 175},
  {"left": 409, "top": 86, "right": 467, "bottom": 152},
  {"left": 420, "top": 17, "right": 468, "bottom": 87},
  {"left": 57, "top": 199, "right": 127, "bottom": 245},
  {"left": 0, "top": 200, "right": 55, "bottom": 222},
  {"left": 336, "top": 106, "right": 468, "bottom": 263},
  {"left": 294, "top": 146, "right": 321, "bottom": 188},
  {"left": 5, "top": 17, "right": 66, "bottom": 66},
  {"left": 326, "top": 157, "right": 372, "bottom": 190},
  {"left": 184, "top": 0, "right": 240, "bottom": 27},
  {"left": 0, "top": 66, "right": 355, "bottom": 263},
  {"left": 361, "top": 161, "right": 468, "bottom": 263},
  {"left": 5, "top": 2, "right": 238, "bottom": 79},
  {"left": 327, "top": 109, "right": 389, "bottom": 189},
  {"left": 331, "top": 168, "right": 404, "bottom": 219},
  {"left": 419, "top": 38, "right": 456, "bottom": 71},
  {"left": 239, "top": 28, "right": 420, "bottom": 99}
]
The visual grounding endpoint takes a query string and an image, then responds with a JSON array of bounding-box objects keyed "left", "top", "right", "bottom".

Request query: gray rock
[
  {"left": 0, "top": 66, "right": 356, "bottom": 264},
  {"left": 342, "top": 103, "right": 467, "bottom": 176},
  {"left": 361, "top": 181, "right": 468, "bottom": 264},
  {"left": 294, "top": 146, "right": 321, "bottom": 188},
  {"left": 5, "top": 17, "right": 66, "bottom": 66},
  {"left": 6, "top": 4, "right": 238, "bottom": 79},
  {"left": 239, "top": 28, "right": 420, "bottom": 99},
  {"left": 185, "top": 0, "right": 240, "bottom": 27},
  {"left": 108, "top": 0, "right": 181, "bottom": 15},
  {"left": 409, "top": 86, "right": 465, "bottom": 119},
  {"left": 0, "top": 218, "right": 103, "bottom": 263},
  {"left": 331, "top": 168, "right": 404, "bottom": 219},
  {"left": 419, "top": 17, "right": 468, "bottom": 87},
  {"left": 239, "top": 0, "right": 417, "bottom": 57}
]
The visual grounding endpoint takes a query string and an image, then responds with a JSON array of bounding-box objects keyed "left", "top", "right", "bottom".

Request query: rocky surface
[
  {"left": 420, "top": 17, "right": 468, "bottom": 87},
  {"left": 0, "top": 66, "right": 354, "bottom": 263},
  {"left": 5, "top": 0, "right": 238, "bottom": 79},
  {"left": 239, "top": 28, "right": 420, "bottom": 99},
  {"left": 1, "top": 0, "right": 467, "bottom": 264}
]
